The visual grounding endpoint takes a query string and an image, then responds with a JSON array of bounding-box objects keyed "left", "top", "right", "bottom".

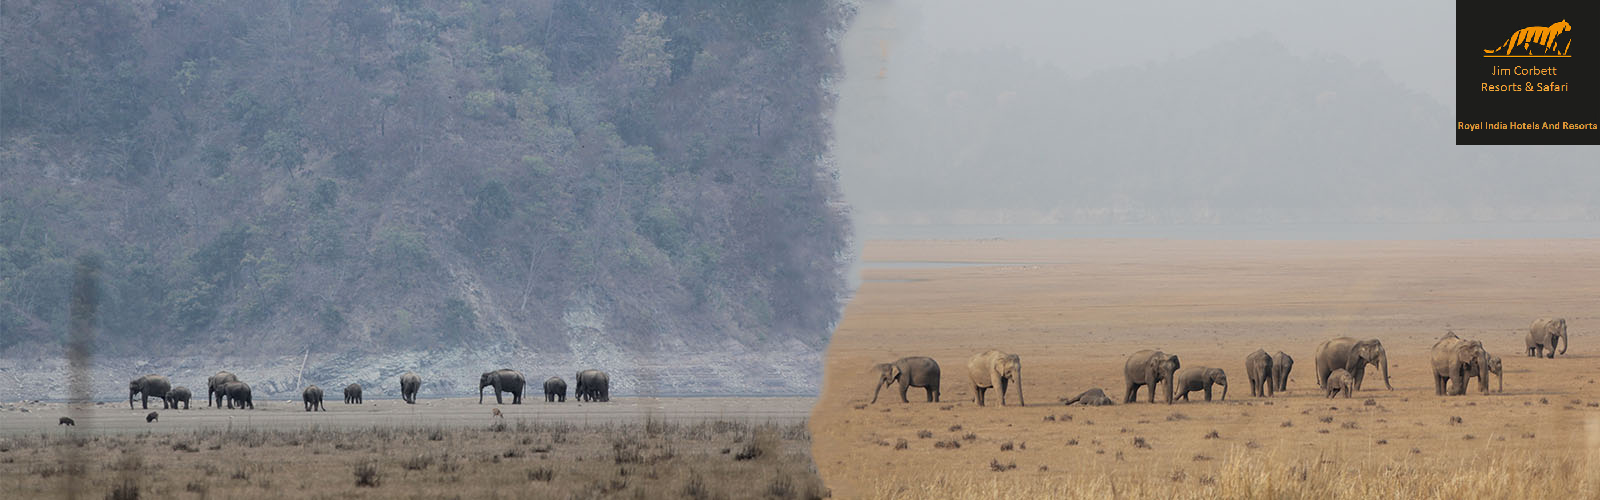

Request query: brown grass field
[{"left": 811, "top": 239, "right": 1600, "bottom": 499}]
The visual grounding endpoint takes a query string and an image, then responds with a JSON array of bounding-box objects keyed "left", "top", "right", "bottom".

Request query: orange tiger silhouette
[{"left": 1485, "top": 20, "right": 1572, "bottom": 55}]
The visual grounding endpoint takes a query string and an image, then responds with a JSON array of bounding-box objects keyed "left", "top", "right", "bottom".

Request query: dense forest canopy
[{"left": 0, "top": 0, "right": 853, "bottom": 366}]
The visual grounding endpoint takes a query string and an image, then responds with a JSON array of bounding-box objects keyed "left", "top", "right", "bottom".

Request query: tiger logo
[{"left": 1484, "top": 20, "right": 1572, "bottom": 55}]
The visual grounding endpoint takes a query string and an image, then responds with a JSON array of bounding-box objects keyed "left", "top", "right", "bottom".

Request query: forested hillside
[{"left": 0, "top": 0, "right": 852, "bottom": 397}]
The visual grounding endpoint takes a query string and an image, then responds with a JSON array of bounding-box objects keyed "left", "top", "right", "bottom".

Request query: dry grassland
[{"left": 812, "top": 239, "right": 1600, "bottom": 499}]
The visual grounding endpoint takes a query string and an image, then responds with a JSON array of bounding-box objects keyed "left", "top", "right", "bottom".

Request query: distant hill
[
  {"left": 840, "top": 35, "right": 1600, "bottom": 225},
  {"left": 0, "top": 0, "right": 852, "bottom": 398}
]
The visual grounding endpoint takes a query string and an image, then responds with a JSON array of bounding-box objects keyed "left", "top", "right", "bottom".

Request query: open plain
[
  {"left": 0, "top": 397, "right": 823, "bottom": 499},
  {"left": 812, "top": 239, "right": 1600, "bottom": 499}
]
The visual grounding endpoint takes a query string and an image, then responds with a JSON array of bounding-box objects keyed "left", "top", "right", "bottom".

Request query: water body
[{"left": 857, "top": 222, "right": 1600, "bottom": 241}]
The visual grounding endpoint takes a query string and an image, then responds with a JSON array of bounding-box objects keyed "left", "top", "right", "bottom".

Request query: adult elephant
[
  {"left": 870, "top": 356, "right": 941, "bottom": 404},
  {"left": 400, "top": 372, "right": 421, "bottom": 404},
  {"left": 1174, "top": 367, "right": 1227, "bottom": 402},
  {"left": 1526, "top": 318, "right": 1568, "bottom": 358},
  {"left": 1123, "top": 350, "right": 1181, "bottom": 404},
  {"left": 344, "top": 383, "right": 362, "bottom": 404},
  {"left": 129, "top": 375, "right": 172, "bottom": 410},
  {"left": 479, "top": 369, "right": 526, "bottom": 404},
  {"left": 1314, "top": 337, "right": 1392, "bottom": 391},
  {"left": 1271, "top": 351, "right": 1294, "bottom": 392},
  {"left": 303, "top": 385, "right": 326, "bottom": 411},
  {"left": 166, "top": 386, "right": 192, "bottom": 410},
  {"left": 544, "top": 377, "right": 567, "bottom": 402},
  {"left": 207, "top": 371, "right": 238, "bottom": 408},
  {"left": 575, "top": 370, "right": 610, "bottom": 402},
  {"left": 965, "top": 350, "right": 1023, "bottom": 406},
  {"left": 222, "top": 381, "right": 253, "bottom": 409},
  {"left": 1430, "top": 332, "right": 1491, "bottom": 396},
  {"left": 1244, "top": 349, "right": 1274, "bottom": 397}
]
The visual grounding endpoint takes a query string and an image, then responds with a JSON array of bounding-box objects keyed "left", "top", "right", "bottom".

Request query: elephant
[
  {"left": 1174, "top": 367, "right": 1228, "bottom": 402},
  {"left": 1526, "top": 318, "right": 1568, "bottom": 358},
  {"left": 400, "top": 372, "right": 421, "bottom": 404},
  {"left": 59, "top": 417, "right": 74, "bottom": 426},
  {"left": 1314, "top": 337, "right": 1392, "bottom": 391},
  {"left": 129, "top": 375, "right": 172, "bottom": 410},
  {"left": 221, "top": 381, "right": 252, "bottom": 409},
  {"left": 1431, "top": 331, "right": 1491, "bottom": 396},
  {"left": 479, "top": 369, "right": 526, "bottom": 404},
  {"left": 1063, "top": 388, "right": 1114, "bottom": 406},
  {"left": 1324, "top": 369, "right": 1354, "bottom": 398},
  {"left": 1486, "top": 355, "right": 1503, "bottom": 392},
  {"left": 303, "top": 385, "right": 326, "bottom": 411},
  {"left": 1271, "top": 351, "right": 1293, "bottom": 392},
  {"left": 575, "top": 369, "right": 610, "bottom": 402},
  {"left": 344, "top": 383, "right": 362, "bottom": 404},
  {"left": 544, "top": 377, "right": 567, "bottom": 402},
  {"left": 146, "top": 412, "right": 158, "bottom": 423},
  {"left": 208, "top": 371, "right": 238, "bottom": 408},
  {"left": 166, "top": 386, "right": 192, "bottom": 410},
  {"left": 966, "top": 350, "right": 1024, "bottom": 406},
  {"left": 870, "top": 356, "right": 941, "bottom": 404},
  {"left": 1244, "top": 349, "right": 1274, "bottom": 397},
  {"left": 1123, "top": 350, "right": 1180, "bottom": 404}
]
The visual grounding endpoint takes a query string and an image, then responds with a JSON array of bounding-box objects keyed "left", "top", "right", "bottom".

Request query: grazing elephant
[
  {"left": 1431, "top": 332, "right": 1491, "bottom": 396},
  {"left": 222, "top": 381, "right": 252, "bottom": 409},
  {"left": 1526, "top": 318, "right": 1568, "bottom": 358},
  {"left": 166, "top": 386, "right": 192, "bottom": 410},
  {"left": 544, "top": 377, "right": 567, "bottom": 402},
  {"left": 1325, "top": 369, "right": 1354, "bottom": 398},
  {"left": 870, "top": 356, "right": 941, "bottom": 404},
  {"left": 344, "top": 383, "right": 362, "bottom": 404},
  {"left": 146, "top": 412, "right": 158, "bottom": 423},
  {"left": 966, "top": 350, "right": 1024, "bottom": 406},
  {"left": 129, "top": 375, "right": 172, "bottom": 410},
  {"left": 1175, "top": 367, "right": 1228, "bottom": 402},
  {"left": 575, "top": 370, "right": 610, "bottom": 402},
  {"left": 1063, "top": 388, "right": 1115, "bottom": 406},
  {"left": 1314, "top": 337, "right": 1392, "bottom": 391},
  {"left": 208, "top": 371, "right": 238, "bottom": 408},
  {"left": 1486, "top": 355, "right": 1503, "bottom": 392},
  {"left": 1123, "top": 350, "right": 1181, "bottom": 404},
  {"left": 479, "top": 369, "right": 526, "bottom": 404},
  {"left": 302, "top": 385, "right": 326, "bottom": 411},
  {"left": 59, "top": 417, "right": 75, "bottom": 426},
  {"left": 400, "top": 372, "right": 421, "bottom": 404},
  {"left": 1245, "top": 349, "right": 1275, "bottom": 397},
  {"left": 1271, "top": 351, "right": 1293, "bottom": 392}
]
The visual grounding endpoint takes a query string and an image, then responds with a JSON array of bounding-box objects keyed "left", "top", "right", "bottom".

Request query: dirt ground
[{"left": 811, "top": 239, "right": 1600, "bottom": 499}]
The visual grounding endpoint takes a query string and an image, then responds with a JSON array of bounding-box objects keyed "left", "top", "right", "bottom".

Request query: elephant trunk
[
  {"left": 1014, "top": 376, "right": 1023, "bottom": 407},
  {"left": 1476, "top": 358, "right": 1490, "bottom": 394},
  {"left": 1559, "top": 331, "right": 1567, "bottom": 355},
  {"left": 1219, "top": 379, "right": 1228, "bottom": 401},
  {"left": 1377, "top": 350, "right": 1393, "bottom": 390},
  {"left": 1496, "top": 369, "right": 1503, "bottom": 393},
  {"left": 1163, "top": 374, "right": 1175, "bottom": 404},
  {"left": 129, "top": 388, "right": 136, "bottom": 409},
  {"left": 870, "top": 380, "right": 883, "bottom": 404},
  {"left": 479, "top": 382, "right": 487, "bottom": 404}
]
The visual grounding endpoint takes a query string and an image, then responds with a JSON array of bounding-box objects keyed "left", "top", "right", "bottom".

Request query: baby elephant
[
  {"left": 146, "top": 412, "right": 158, "bottom": 423},
  {"left": 166, "top": 386, "right": 192, "bottom": 410},
  {"left": 303, "top": 385, "right": 326, "bottom": 411},
  {"left": 1325, "top": 369, "right": 1355, "bottom": 398},
  {"left": 58, "top": 417, "right": 75, "bottom": 426},
  {"left": 1175, "top": 367, "right": 1228, "bottom": 402},
  {"left": 1062, "top": 388, "right": 1115, "bottom": 406}
]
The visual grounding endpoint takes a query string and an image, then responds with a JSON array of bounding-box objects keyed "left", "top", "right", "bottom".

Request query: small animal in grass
[
  {"left": 492, "top": 408, "right": 503, "bottom": 418},
  {"left": 58, "top": 417, "right": 75, "bottom": 426},
  {"left": 146, "top": 412, "right": 158, "bottom": 423}
]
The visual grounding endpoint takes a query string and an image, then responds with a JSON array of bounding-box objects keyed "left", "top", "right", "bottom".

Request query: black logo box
[{"left": 1457, "top": 0, "right": 1600, "bottom": 145}]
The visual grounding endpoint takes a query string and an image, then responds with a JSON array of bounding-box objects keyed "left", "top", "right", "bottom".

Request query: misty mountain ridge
[
  {"left": 844, "top": 34, "right": 1598, "bottom": 226},
  {"left": 0, "top": 1, "right": 851, "bottom": 399}
]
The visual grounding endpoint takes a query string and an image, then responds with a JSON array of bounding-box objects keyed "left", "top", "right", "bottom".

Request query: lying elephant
[
  {"left": 1174, "top": 367, "right": 1227, "bottom": 402},
  {"left": 1325, "top": 369, "right": 1354, "bottom": 398},
  {"left": 871, "top": 356, "right": 941, "bottom": 404},
  {"left": 1063, "top": 388, "right": 1114, "bottom": 406}
]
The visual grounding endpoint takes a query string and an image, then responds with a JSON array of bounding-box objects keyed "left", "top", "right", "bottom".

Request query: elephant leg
[
  {"left": 1124, "top": 383, "right": 1138, "bottom": 404},
  {"left": 973, "top": 386, "right": 985, "bottom": 406},
  {"left": 1204, "top": 386, "right": 1212, "bottom": 401},
  {"left": 898, "top": 381, "right": 910, "bottom": 403}
]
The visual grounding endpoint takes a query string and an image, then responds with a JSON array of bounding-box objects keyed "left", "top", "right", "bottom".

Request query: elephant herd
[
  {"left": 121, "top": 368, "right": 614, "bottom": 412},
  {"left": 869, "top": 318, "right": 1570, "bottom": 407}
]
